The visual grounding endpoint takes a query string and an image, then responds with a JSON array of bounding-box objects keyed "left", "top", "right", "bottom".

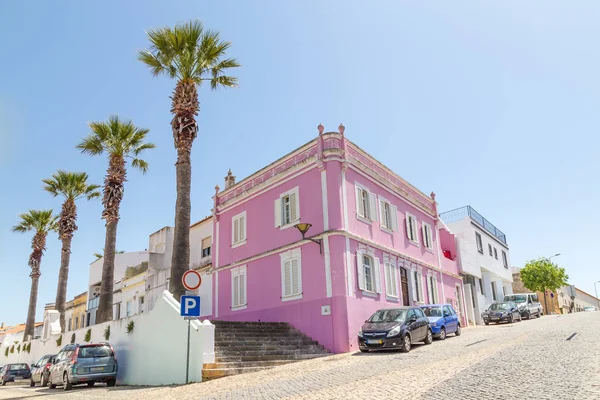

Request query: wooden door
[{"left": 400, "top": 267, "right": 410, "bottom": 306}]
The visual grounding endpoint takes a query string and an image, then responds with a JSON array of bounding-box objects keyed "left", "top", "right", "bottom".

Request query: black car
[
  {"left": 1, "top": 363, "right": 31, "bottom": 385},
  {"left": 30, "top": 354, "right": 56, "bottom": 387},
  {"left": 358, "top": 307, "right": 433, "bottom": 353},
  {"left": 482, "top": 301, "right": 522, "bottom": 325}
]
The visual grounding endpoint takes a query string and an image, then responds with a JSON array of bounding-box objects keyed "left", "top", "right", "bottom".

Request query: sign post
[{"left": 180, "top": 270, "right": 203, "bottom": 384}]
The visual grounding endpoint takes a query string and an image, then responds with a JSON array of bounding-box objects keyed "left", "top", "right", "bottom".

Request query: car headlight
[
  {"left": 358, "top": 330, "right": 363, "bottom": 338},
  {"left": 502, "top": 312, "right": 508, "bottom": 316},
  {"left": 431, "top": 322, "right": 437, "bottom": 327},
  {"left": 387, "top": 325, "right": 401, "bottom": 337}
]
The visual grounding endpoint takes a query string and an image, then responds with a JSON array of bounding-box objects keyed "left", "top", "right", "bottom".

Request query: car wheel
[
  {"left": 107, "top": 379, "right": 116, "bottom": 387},
  {"left": 439, "top": 327, "right": 446, "bottom": 340},
  {"left": 455, "top": 324, "right": 462, "bottom": 336},
  {"left": 508, "top": 314, "right": 513, "bottom": 324},
  {"left": 41, "top": 373, "right": 48, "bottom": 387},
  {"left": 1, "top": 377, "right": 5, "bottom": 386},
  {"left": 525, "top": 311, "right": 530, "bottom": 320},
  {"left": 87, "top": 381, "right": 95, "bottom": 387},
  {"left": 424, "top": 329, "right": 433, "bottom": 345},
  {"left": 63, "top": 373, "right": 72, "bottom": 391},
  {"left": 49, "top": 374, "right": 56, "bottom": 389},
  {"left": 359, "top": 348, "right": 369, "bottom": 353},
  {"left": 400, "top": 334, "right": 411, "bottom": 353},
  {"left": 484, "top": 321, "right": 489, "bottom": 326},
  {"left": 30, "top": 379, "right": 35, "bottom": 387}
]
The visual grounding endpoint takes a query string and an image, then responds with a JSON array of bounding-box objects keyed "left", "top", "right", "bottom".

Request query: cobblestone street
[{"left": 1, "top": 312, "right": 599, "bottom": 400}]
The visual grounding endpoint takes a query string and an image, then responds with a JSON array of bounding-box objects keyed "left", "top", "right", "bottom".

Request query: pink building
[{"left": 209, "top": 124, "right": 466, "bottom": 353}]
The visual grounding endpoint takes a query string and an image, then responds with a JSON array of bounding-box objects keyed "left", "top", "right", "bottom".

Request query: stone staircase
[{"left": 203, "top": 320, "right": 330, "bottom": 380}]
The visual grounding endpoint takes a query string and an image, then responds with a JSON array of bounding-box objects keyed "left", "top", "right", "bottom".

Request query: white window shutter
[
  {"left": 290, "top": 191, "right": 299, "bottom": 222},
  {"left": 379, "top": 200, "right": 385, "bottom": 224},
  {"left": 233, "top": 218, "right": 239, "bottom": 244},
  {"left": 291, "top": 258, "right": 300, "bottom": 295},
  {"left": 411, "top": 271, "right": 417, "bottom": 301},
  {"left": 374, "top": 257, "right": 381, "bottom": 293},
  {"left": 390, "top": 205, "right": 398, "bottom": 231},
  {"left": 393, "top": 264, "right": 399, "bottom": 297},
  {"left": 369, "top": 192, "right": 377, "bottom": 221},
  {"left": 284, "top": 261, "right": 292, "bottom": 297},
  {"left": 385, "top": 263, "right": 391, "bottom": 296},
  {"left": 274, "top": 198, "right": 282, "bottom": 227},
  {"left": 422, "top": 225, "right": 426, "bottom": 246},
  {"left": 240, "top": 216, "right": 246, "bottom": 241},
  {"left": 232, "top": 273, "right": 239, "bottom": 307},
  {"left": 355, "top": 187, "right": 363, "bottom": 217},
  {"left": 356, "top": 251, "right": 365, "bottom": 290},
  {"left": 420, "top": 275, "right": 425, "bottom": 302},
  {"left": 281, "top": 261, "right": 288, "bottom": 298}
]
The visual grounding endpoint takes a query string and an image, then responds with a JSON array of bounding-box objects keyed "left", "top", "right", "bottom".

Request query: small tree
[
  {"left": 84, "top": 329, "right": 92, "bottom": 342},
  {"left": 70, "top": 333, "right": 76, "bottom": 344},
  {"left": 56, "top": 335, "right": 62, "bottom": 347},
  {"left": 520, "top": 257, "right": 569, "bottom": 313}
]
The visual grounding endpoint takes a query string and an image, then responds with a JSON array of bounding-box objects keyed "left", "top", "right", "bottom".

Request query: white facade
[
  {"left": 441, "top": 206, "right": 513, "bottom": 325},
  {"left": 557, "top": 286, "right": 600, "bottom": 312},
  {"left": 146, "top": 217, "right": 213, "bottom": 317},
  {"left": 87, "top": 251, "right": 149, "bottom": 326}
]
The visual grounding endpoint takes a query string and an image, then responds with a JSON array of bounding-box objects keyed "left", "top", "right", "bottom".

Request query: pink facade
[{"left": 210, "top": 126, "right": 466, "bottom": 353}]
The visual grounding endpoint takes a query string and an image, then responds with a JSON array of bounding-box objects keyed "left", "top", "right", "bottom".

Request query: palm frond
[
  {"left": 12, "top": 210, "right": 58, "bottom": 234},
  {"left": 42, "top": 170, "right": 100, "bottom": 201},
  {"left": 131, "top": 158, "right": 150, "bottom": 174}
]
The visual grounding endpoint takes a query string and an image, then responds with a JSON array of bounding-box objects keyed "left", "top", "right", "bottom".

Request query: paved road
[{"left": 1, "top": 312, "right": 598, "bottom": 399}]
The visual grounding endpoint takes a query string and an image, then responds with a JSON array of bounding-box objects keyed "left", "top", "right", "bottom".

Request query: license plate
[
  {"left": 90, "top": 367, "right": 104, "bottom": 372},
  {"left": 491, "top": 317, "right": 499, "bottom": 320},
  {"left": 367, "top": 339, "right": 382, "bottom": 344}
]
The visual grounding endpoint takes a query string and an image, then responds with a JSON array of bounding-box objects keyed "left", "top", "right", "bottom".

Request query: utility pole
[{"left": 594, "top": 281, "right": 600, "bottom": 311}]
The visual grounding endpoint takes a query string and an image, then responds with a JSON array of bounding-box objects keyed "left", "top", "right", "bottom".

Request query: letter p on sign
[{"left": 180, "top": 295, "right": 201, "bottom": 317}]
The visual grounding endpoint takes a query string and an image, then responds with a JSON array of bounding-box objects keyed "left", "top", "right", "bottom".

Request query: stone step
[
  {"left": 202, "top": 366, "right": 273, "bottom": 380},
  {"left": 215, "top": 353, "right": 329, "bottom": 363},
  {"left": 215, "top": 328, "right": 296, "bottom": 336},
  {"left": 204, "top": 359, "right": 298, "bottom": 370},
  {"left": 211, "top": 321, "right": 289, "bottom": 328},
  {"left": 215, "top": 338, "right": 318, "bottom": 347}
]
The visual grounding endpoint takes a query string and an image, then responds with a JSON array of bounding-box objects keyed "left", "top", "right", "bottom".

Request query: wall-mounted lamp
[{"left": 294, "top": 223, "right": 323, "bottom": 254}]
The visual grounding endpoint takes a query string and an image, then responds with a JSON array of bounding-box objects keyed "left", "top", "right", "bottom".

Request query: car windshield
[
  {"left": 505, "top": 295, "right": 527, "bottom": 303},
  {"left": 422, "top": 306, "right": 443, "bottom": 317},
  {"left": 489, "top": 303, "right": 511, "bottom": 311},
  {"left": 8, "top": 364, "right": 28, "bottom": 371},
  {"left": 78, "top": 345, "right": 114, "bottom": 359},
  {"left": 368, "top": 309, "right": 406, "bottom": 323}
]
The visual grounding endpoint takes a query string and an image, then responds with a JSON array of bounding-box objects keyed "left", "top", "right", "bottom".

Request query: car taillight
[
  {"left": 44, "top": 363, "right": 52, "bottom": 370},
  {"left": 70, "top": 347, "right": 80, "bottom": 365},
  {"left": 109, "top": 344, "right": 117, "bottom": 363}
]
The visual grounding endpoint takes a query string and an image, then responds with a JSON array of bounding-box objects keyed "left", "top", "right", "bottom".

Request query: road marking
[
  {"left": 566, "top": 332, "right": 577, "bottom": 341},
  {"left": 465, "top": 339, "right": 487, "bottom": 347}
]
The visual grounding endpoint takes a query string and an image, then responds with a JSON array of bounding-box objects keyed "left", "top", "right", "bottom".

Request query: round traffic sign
[{"left": 182, "top": 270, "right": 202, "bottom": 291}]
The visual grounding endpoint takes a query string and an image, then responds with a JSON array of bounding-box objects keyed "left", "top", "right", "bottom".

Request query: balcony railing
[{"left": 440, "top": 206, "right": 507, "bottom": 245}]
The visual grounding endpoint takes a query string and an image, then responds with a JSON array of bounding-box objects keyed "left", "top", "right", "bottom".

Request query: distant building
[
  {"left": 440, "top": 206, "right": 513, "bottom": 325},
  {"left": 511, "top": 270, "right": 560, "bottom": 314},
  {"left": 557, "top": 286, "right": 600, "bottom": 313},
  {"left": 64, "top": 292, "right": 88, "bottom": 331},
  {"left": 0, "top": 323, "right": 43, "bottom": 346}
]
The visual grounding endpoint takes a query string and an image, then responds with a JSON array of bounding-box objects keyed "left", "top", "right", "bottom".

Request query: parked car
[
  {"left": 420, "top": 304, "right": 462, "bottom": 340},
  {"left": 482, "top": 302, "right": 522, "bottom": 325},
  {"left": 503, "top": 293, "right": 542, "bottom": 319},
  {"left": 584, "top": 306, "right": 596, "bottom": 312},
  {"left": 358, "top": 307, "right": 433, "bottom": 353},
  {"left": 1, "top": 363, "right": 32, "bottom": 385},
  {"left": 30, "top": 354, "right": 56, "bottom": 387},
  {"left": 49, "top": 342, "right": 117, "bottom": 390}
]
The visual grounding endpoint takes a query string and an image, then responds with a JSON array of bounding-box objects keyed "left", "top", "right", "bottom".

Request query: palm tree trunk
[
  {"left": 169, "top": 79, "right": 197, "bottom": 300},
  {"left": 24, "top": 273, "right": 40, "bottom": 342},
  {"left": 170, "top": 148, "right": 191, "bottom": 300},
  {"left": 56, "top": 236, "right": 72, "bottom": 332},
  {"left": 97, "top": 220, "right": 118, "bottom": 323}
]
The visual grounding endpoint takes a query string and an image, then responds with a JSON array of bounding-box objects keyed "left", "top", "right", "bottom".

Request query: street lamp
[
  {"left": 294, "top": 223, "right": 323, "bottom": 255},
  {"left": 595, "top": 281, "right": 600, "bottom": 311},
  {"left": 548, "top": 253, "right": 561, "bottom": 261}
]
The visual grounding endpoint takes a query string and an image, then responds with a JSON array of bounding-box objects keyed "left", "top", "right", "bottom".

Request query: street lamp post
[{"left": 594, "top": 281, "right": 600, "bottom": 311}]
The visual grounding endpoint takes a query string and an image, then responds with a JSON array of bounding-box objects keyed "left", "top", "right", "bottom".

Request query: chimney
[
  {"left": 224, "top": 169, "right": 236, "bottom": 189},
  {"left": 44, "top": 303, "right": 56, "bottom": 311}
]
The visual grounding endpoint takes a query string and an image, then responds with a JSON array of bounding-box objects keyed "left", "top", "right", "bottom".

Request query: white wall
[
  {"left": 88, "top": 251, "right": 149, "bottom": 288},
  {"left": 0, "top": 292, "right": 215, "bottom": 386}
]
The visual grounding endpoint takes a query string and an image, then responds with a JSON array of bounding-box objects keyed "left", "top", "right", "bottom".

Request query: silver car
[{"left": 48, "top": 343, "right": 117, "bottom": 390}]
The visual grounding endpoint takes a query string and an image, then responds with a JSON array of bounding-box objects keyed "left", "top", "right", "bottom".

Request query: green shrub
[
  {"left": 56, "top": 335, "right": 62, "bottom": 347},
  {"left": 104, "top": 325, "right": 111, "bottom": 340},
  {"left": 84, "top": 329, "right": 91, "bottom": 342},
  {"left": 9, "top": 345, "right": 14, "bottom": 354},
  {"left": 127, "top": 321, "right": 134, "bottom": 334},
  {"left": 17, "top": 344, "right": 21, "bottom": 353},
  {"left": 70, "top": 333, "right": 76, "bottom": 344},
  {"left": 4, "top": 347, "right": 8, "bottom": 357},
  {"left": 26, "top": 343, "right": 31, "bottom": 353}
]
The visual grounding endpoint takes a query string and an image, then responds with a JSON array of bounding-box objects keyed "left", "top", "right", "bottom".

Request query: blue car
[{"left": 420, "top": 304, "right": 461, "bottom": 340}]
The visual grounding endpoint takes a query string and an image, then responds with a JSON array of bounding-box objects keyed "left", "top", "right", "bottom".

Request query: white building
[
  {"left": 146, "top": 216, "right": 213, "bottom": 317},
  {"left": 440, "top": 206, "right": 513, "bottom": 325},
  {"left": 87, "top": 251, "right": 148, "bottom": 326},
  {"left": 557, "top": 286, "right": 600, "bottom": 313}
]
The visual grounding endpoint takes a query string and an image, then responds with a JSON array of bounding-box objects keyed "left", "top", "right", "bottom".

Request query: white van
[{"left": 503, "top": 293, "right": 542, "bottom": 319}]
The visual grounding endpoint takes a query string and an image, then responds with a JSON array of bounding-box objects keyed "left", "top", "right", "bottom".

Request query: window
[
  {"left": 379, "top": 198, "right": 398, "bottom": 231},
  {"left": 384, "top": 262, "right": 398, "bottom": 297},
  {"left": 356, "top": 252, "right": 381, "bottom": 293},
  {"left": 275, "top": 187, "right": 300, "bottom": 228},
  {"left": 414, "top": 308, "right": 426, "bottom": 318},
  {"left": 231, "top": 265, "right": 247, "bottom": 309},
  {"left": 478, "top": 278, "right": 484, "bottom": 295},
  {"left": 281, "top": 249, "right": 302, "bottom": 301},
  {"left": 232, "top": 211, "right": 247, "bottom": 246},
  {"left": 115, "top": 303, "right": 121, "bottom": 320},
  {"left": 355, "top": 184, "right": 377, "bottom": 222},
  {"left": 491, "top": 282, "right": 497, "bottom": 301},
  {"left": 201, "top": 237, "right": 212, "bottom": 258},
  {"left": 428, "top": 275, "right": 438, "bottom": 303},
  {"left": 407, "top": 309, "right": 416, "bottom": 320},
  {"left": 139, "top": 296, "right": 145, "bottom": 313},
  {"left": 488, "top": 244, "right": 493, "bottom": 256},
  {"left": 502, "top": 250, "right": 508, "bottom": 268},
  {"left": 493, "top": 248, "right": 498, "bottom": 259},
  {"left": 406, "top": 213, "right": 419, "bottom": 243},
  {"left": 422, "top": 222, "right": 433, "bottom": 250},
  {"left": 443, "top": 305, "right": 454, "bottom": 316},
  {"left": 67, "top": 318, "right": 72, "bottom": 332},
  {"left": 412, "top": 270, "right": 424, "bottom": 302},
  {"left": 74, "top": 317, "right": 79, "bottom": 330},
  {"left": 475, "top": 232, "right": 483, "bottom": 254},
  {"left": 126, "top": 301, "right": 132, "bottom": 317}
]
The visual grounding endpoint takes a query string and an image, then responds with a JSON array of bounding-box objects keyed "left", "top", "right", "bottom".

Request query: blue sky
[{"left": 1, "top": 1, "right": 599, "bottom": 326}]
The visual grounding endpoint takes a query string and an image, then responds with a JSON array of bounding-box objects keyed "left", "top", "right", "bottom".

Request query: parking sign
[{"left": 180, "top": 295, "right": 201, "bottom": 317}]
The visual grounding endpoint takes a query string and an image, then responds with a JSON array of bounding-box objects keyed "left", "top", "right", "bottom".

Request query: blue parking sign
[{"left": 180, "top": 295, "right": 201, "bottom": 317}]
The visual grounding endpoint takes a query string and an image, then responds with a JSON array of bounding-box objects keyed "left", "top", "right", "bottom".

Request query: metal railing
[{"left": 440, "top": 205, "right": 507, "bottom": 244}]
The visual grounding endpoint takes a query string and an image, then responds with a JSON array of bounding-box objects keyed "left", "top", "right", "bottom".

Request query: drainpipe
[{"left": 431, "top": 193, "right": 446, "bottom": 303}]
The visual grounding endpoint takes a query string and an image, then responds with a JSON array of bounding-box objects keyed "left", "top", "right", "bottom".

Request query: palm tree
[
  {"left": 12, "top": 210, "right": 58, "bottom": 341},
  {"left": 138, "top": 20, "right": 239, "bottom": 299},
  {"left": 93, "top": 249, "right": 125, "bottom": 260},
  {"left": 77, "top": 116, "right": 155, "bottom": 323},
  {"left": 43, "top": 171, "right": 100, "bottom": 332}
]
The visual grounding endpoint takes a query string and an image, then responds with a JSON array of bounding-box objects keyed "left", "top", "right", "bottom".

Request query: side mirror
[
  {"left": 409, "top": 316, "right": 417, "bottom": 323},
  {"left": 443, "top": 313, "right": 450, "bottom": 317},
  {"left": 53, "top": 358, "right": 58, "bottom": 365}
]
